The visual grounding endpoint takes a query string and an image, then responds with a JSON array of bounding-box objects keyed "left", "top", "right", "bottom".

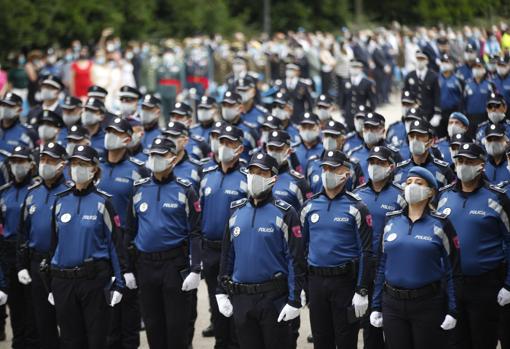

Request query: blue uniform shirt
[
  {"left": 0, "top": 177, "right": 35, "bottom": 239},
  {"left": 190, "top": 123, "right": 214, "bottom": 144},
  {"left": 492, "top": 73, "right": 510, "bottom": 105},
  {"left": 272, "top": 163, "right": 311, "bottom": 210},
  {"left": 343, "top": 132, "right": 363, "bottom": 153},
  {"left": 90, "top": 128, "right": 106, "bottom": 158},
  {"left": 386, "top": 121, "right": 406, "bottom": 147},
  {"left": 293, "top": 139, "right": 324, "bottom": 171},
  {"left": 172, "top": 152, "right": 203, "bottom": 191},
  {"left": 0, "top": 121, "right": 36, "bottom": 152},
  {"left": 439, "top": 73, "right": 463, "bottom": 111},
  {"left": 394, "top": 156, "right": 455, "bottom": 188},
  {"left": 141, "top": 125, "right": 162, "bottom": 150},
  {"left": 484, "top": 156, "right": 510, "bottom": 185},
  {"left": 242, "top": 105, "right": 266, "bottom": 126},
  {"left": 464, "top": 79, "right": 493, "bottom": 116}
]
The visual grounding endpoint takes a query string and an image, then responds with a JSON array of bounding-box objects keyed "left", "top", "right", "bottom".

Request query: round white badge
[
  {"left": 443, "top": 207, "right": 451, "bottom": 216},
  {"left": 409, "top": 78, "right": 415, "bottom": 85},
  {"left": 311, "top": 213, "right": 319, "bottom": 223},
  {"left": 312, "top": 174, "right": 319, "bottom": 183},
  {"left": 345, "top": 82, "right": 351, "bottom": 89},
  {"left": 140, "top": 202, "right": 148, "bottom": 212},
  {"left": 233, "top": 226, "right": 241, "bottom": 237},
  {"left": 205, "top": 187, "right": 211, "bottom": 196},
  {"left": 61, "top": 213, "right": 71, "bottom": 223},
  {"left": 387, "top": 233, "right": 397, "bottom": 242},
  {"left": 29, "top": 206, "right": 36, "bottom": 214}
]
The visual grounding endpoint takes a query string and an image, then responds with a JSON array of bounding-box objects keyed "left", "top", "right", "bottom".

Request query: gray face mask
[
  {"left": 210, "top": 138, "right": 220, "bottom": 155},
  {"left": 146, "top": 155, "right": 174, "bottom": 173},
  {"left": 404, "top": 183, "right": 431, "bottom": 204},
  {"left": 456, "top": 163, "right": 483, "bottom": 182},
  {"left": 222, "top": 107, "right": 239, "bottom": 122},
  {"left": 316, "top": 109, "right": 330, "bottom": 121},
  {"left": 218, "top": 145, "right": 240, "bottom": 163},
  {"left": 354, "top": 118, "right": 364, "bottom": 133},
  {"left": 363, "top": 130, "right": 382, "bottom": 145},
  {"left": 300, "top": 129, "right": 320, "bottom": 142},
  {"left": 62, "top": 113, "right": 81, "bottom": 127},
  {"left": 247, "top": 173, "right": 275, "bottom": 198},
  {"left": 267, "top": 150, "right": 288, "bottom": 166},
  {"left": 11, "top": 163, "right": 31, "bottom": 181},
  {"left": 272, "top": 108, "right": 289, "bottom": 121},
  {"left": 321, "top": 171, "right": 348, "bottom": 190},
  {"left": 66, "top": 143, "right": 76, "bottom": 155},
  {"left": 38, "top": 125, "right": 59, "bottom": 141},
  {"left": 39, "top": 163, "right": 63, "bottom": 180},
  {"left": 81, "top": 111, "right": 101, "bottom": 126},
  {"left": 447, "top": 124, "right": 466, "bottom": 138},
  {"left": 409, "top": 139, "right": 427, "bottom": 155},
  {"left": 368, "top": 164, "right": 391, "bottom": 182},
  {"left": 140, "top": 110, "right": 158, "bottom": 125},
  {"left": 40, "top": 88, "right": 58, "bottom": 101},
  {"left": 323, "top": 137, "right": 338, "bottom": 151},
  {"left": 0, "top": 107, "right": 18, "bottom": 120},
  {"left": 104, "top": 133, "right": 128, "bottom": 150},
  {"left": 485, "top": 140, "right": 507, "bottom": 157},
  {"left": 488, "top": 111, "right": 506, "bottom": 124},
  {"left": 71, "top": 165, "right": 95, "bottom": 184}
]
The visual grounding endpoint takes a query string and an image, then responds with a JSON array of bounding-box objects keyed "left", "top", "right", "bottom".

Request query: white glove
[
  {"left": 48, "top": 292, "right": 55, "bottom": 306},
  {"left": 430, "top": 114, "right": 442, "bottom": 127},
  {"left": 370, "top": 311, "right": 383, "bottom": 328},
  {"left": 352, "top": 293, "right": 369, "bottom": 318},
  {"left": 110, "top": 291, "right": 123, "bottom": 307},
  {"left": 440, "top": 314, "right": 457, "bottom": 330},
  {"left": 181, "top": 272, "right": 201, "bottom": 291},
  {"left": 216, "top": 294, "right": 233, "bottom": 318},
  {"left": 300, "top": 289, "right": 307, "bottom": 307},
  {"left": 17, "top": 269, "right": 32, "bottom": 285},
  {"left": 277, "top": 304, "right": 300, "bottom": 322},
  {"left": 497, "top": 288, "right": 510, "bottom": 306},
  {"left": 0, "top": 291, "right": 7, "bottom": 306},
  {"left": 123, "top": 273, "right": 137, "bottom": 290}
]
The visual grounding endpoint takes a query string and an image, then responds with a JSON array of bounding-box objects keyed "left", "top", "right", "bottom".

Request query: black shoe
[
  {"left": 202, "top": 324, "right": 214, "bottom": 337},
  {"left": 307, "top": 334, "right": 313, "bottom": 343}
]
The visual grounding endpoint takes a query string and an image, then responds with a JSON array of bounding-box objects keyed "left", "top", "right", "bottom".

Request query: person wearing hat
[
  {"left": 386, "top": 90, "right": 419, "bottom": 148},
  {"left": 225, "top": 54, "right": 249, "bottom": 89},
  {"left": 118, "top": 85, "right": 142, "bottom": 120},
  {"left": 464, "top": 58, "right": 495, "bottom": 131},
  {"left": 46, "top": 144, "right": 124, "bottom": 348},
  {"left": 435, "top": 112, "right": 470, "bottom": 164},
  {"left": 87, "top": 85, "right": 118, "bottom": 126},
  {"left": 371, "top": 166, "right": 460, "bottom": 349},
  {"left": 438, "top": 54, "right": 464, "bottom": 138},
  {"left": 293, "top": 112, "right": 324, "bottom": 171},
  {"left": 493, "top": 56, "right": 510, "bottom": 106},
  {"left": 343, "top": 105, "right": 368, "bottom": 153},
  {"left": 314, "top": 94, "right": 342, "bottom": 127},
  {"left": 482, "top": 123, "right": 510, "bottom": 184},
  {"left": 81, "top": 97, "right": 107, "bottom": 157},
  {"left": 258, "top": 115, "right": 282, "bottom": 147},
  {"left": 403, "top": 50, "right": 441, "bottom": 129},
  {"left": 476, "top": 93, "right": 510, "bottom": 142},
  {"left": 445, "top": 133, "right": 474, "bottom": 172},
  {"left": 220, "top": 91, "right": 258, "bottom": 160},
  {"left": 37, "top": 109, "right": 64, "bottom": 146},
  {"left": 200, "top": 121, "right": 228, "bottom": 169},
  {"left": 27, "top": 75, "right": 63, "bottom": 126},
  {"left": 58, "top": 95, "right": 83, "bottom": 145},
  {"left": 438, "top": 142, "right": 510, "bottom": 348},
  {"left": 200, "top": 124, "right": 246, "bottom": 348},
  {"left": 281, "top": 61, "right": 314, "bottom": 124},
  {"left": 17, "top": 142, "right": 70, "bottom": 349},
  {"left": 125, "top": 137, "right": 202, "bottom": 349},
  {"left": 349, "top": 112, "right": 402, "bottom": 180},
  {"left": 162, "top": 121, "right": 203, "bottom": 190},
  {"left": 0, "top": 146, "right": 39, "bottom": 347},
  {"left": 301, "top": 149, "right": 373, "bottom": 348},
  {"left": 96, "top": 117, "right": 148, "bottom": 349},
  {"left": 0, "top": 92, "right": 37, "bottom": 152},
  {"left": 394, "top": 119, "right": 454, "bottom": 187},
  {"left": 456, "top": 43, "right": 477, "bottom": 82},
  {"left": 191, "top": 96, "right": 219, "bottom": 142},
  {"left": 338, "top": 60, "right": 377, "bottom": 131},
  {"left": 236, "top": 76, "right": 266, "bottom": 127},
  {"left": 140, "top": 94, "right": 163, "bottom": 149},
  {"left": 216, "top": 152, "right": 305, "bottom": 349},
  {"left": 65, "top": 125, "right": 90, "bottom": 157},
  {"left": 271, "top": 91, "right": 300, "bottom": 144},
  {"left": 306, "top": 120, "right": 365, "bottom": 194}
]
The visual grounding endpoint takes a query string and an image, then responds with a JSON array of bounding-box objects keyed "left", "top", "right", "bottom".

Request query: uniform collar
[
  {"left": 249, "top": 192, "right": 274, "bottom": 208},
  {"left": 367, "top": 174, "right": 395, "bottom": 192},
  {"left": 175, "top": 151, "right": 189, "bottom": 166},
  {"left": 402, "top": 204, "right": 431, "bottom": 222},
  {"left": 278, "top": 161, "right": 290, "bottom": 174},
  {"left": 152, "top": 171, "right": 175, "bottom": 184},
  {"left": 13, "top": 175, "right": 33, "bottom": 188},
  {"left": 43, "top": 174, "right": 66, "bottom": 190},
  {"left": 72, "top": 182, "right": 96, "bottom": 196},
  {"left": 221, "top": 159, "right": 242, "bottom": 174},
  {"left": 104, "top": 150, "right": 129, "bottom": 165},
  {"left": 453, "top": 176, "right": 486, "bottom": 193},
  {"left": 320, "top": 186, "right": 347, "bottom": 200}
]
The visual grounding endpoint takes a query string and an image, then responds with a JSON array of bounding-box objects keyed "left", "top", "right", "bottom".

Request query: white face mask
[
  {"left": 447, "top": 124, "right": 467, "bottom": 138},
  {"left": 488, "top": 111, "right": 506, "bottom": 124},
  {"left": 39, "top": 162, "right": 63, "bottom": 180},
  {"left": 140, "top": 110, "right": 158, "bottom": 125},
  {"left": 218, "top": 144, "right": 240, "bottom": 163},
  {"left": 409, "top": 138, "right": 428, "bottom": 155},
  {"left": 267, "top": 150, "right": 288, "bottom": 166},
  {"left": 260, "top": 131, "right": 269, "bottom": 145},
  {"left": 456, "top": 163, "right": 483, "bottom": 182},
  {"left": 197, "top": 109, "right": 214, "bottom": 123},
  {"left": 120, "top": 102, "right": 137, "bottom": 117},
  {"left": 485, "top": 140, "right": 507, "bottom": 156},
  {"left": 440, "top": 63, "right": 454, "bottom": 72},
  {"left": 285, "top": 69, "right": 298, "bottom": 79},
  {"left": 323, "top": 136, "right": 338, "bottom": 151},
  {"left": 11, "top": 163, "right": 31, "bottom": 181},
  {"left": 104, "top": 133, "right": 128, "bottom": 150},
  {"left": 71, "top": 165, "right": 95, "bottom": 184},
  {"left": 404, "top": 183, "right": 432, "bottom": 204},
  {"left": 40, "top": 88, "right": 58, "bottom": 101},
  {"left": 239, "top": 90, "right": 255, "bottom": 103},
  {"left": 472, "top": 68, "right": 485, "bottom": 79},
  {"left": 316, "top": 108, "right": 330, "bottom": 121},
  {"left": 210, "top": 138, "right": 220, "bottom": 155},
  {"left": 416, "top": 60, "right": 427, "bottom": 70},
  {"left": 354, "top": 118, "right": 364, "bottom": 133},
  {"left": 363, "top": 130, "right": 383, "bottom": 145},
  {"left": 368, "top": 164, "right": 391, "bottom": 182},
  {"left": 38, "top": 125, "right": 59, "bottom": 141},
  {"left": 0, "top": 106, "right": 18, "bottom": 120},
  {"left": 81, "top": 111, "right": 101, "bottom": 126},
  {"left": 146, "top": 155, "right": 174, "bottom": 173},
  {"left": 402, "top": 106, "right": 410, "bottom": 117},
  {"left": 321, "top": 171, "right": 348, "bottom": 190},
  {"left": 62, "top": 113, "right": 81, "bottom": 127},
  {"left": 272, "top": 107, "right": 290, "bottom": 121},
  {"left": 222, "top": 106, "right": 239, "bottom": 122},
  {"left": 350, "top": 67, "right": 362, "bottom": 78},
  {"left": 129, "top": 132, "right": 142, "bottom": 147},
  {"left": 232, "top": 63, "right": 246, "bottom": 76},
  {"left": 300, "top": 129, "right": 320, "bottom": 142},
  {"left": 247, "top": 173, "right": 276, "bottom": 198},
  {"left": 497, "top": 66, "right": 509, "bottom": 76}
]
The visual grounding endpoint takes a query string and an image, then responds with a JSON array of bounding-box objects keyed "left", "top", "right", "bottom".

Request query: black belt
[
  {"left": 384, "top": 281, "right": 440, "bottom": 300},
  {"left": 138, "top": 245, "right": 186, "bottom": 261},
  {"left": 308, "top": 261, "right": 355, "bottom": 277},
  {"left": 227, "top": 277, "right": 287, "bottom": 295},
  {"left": 51, "top": 260, "right": 110, "bottom": 279},
  {"left": 203, "top": 239, "right": 222, "bottom": 251}
]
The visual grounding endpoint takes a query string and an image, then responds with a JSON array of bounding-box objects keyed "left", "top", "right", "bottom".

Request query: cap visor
[
  {"left": 88, "top": 92, "right": 106, "bottom": 98},
  {"left": 247, "top": 163, "right": 270, "bottom": 171},
  {"left": 266, "top": 141, "right": 286, "bottom": 147},
  {"left": 69, "top": 154, "right": 94, "bottom": 162},
  {"left": 222, "top": 99, "right": 237, "bottom": 105},
  {"left": 320, "top": 161, "right": 344, "bottom": 167},
  {"left": 322, "top": 130, "right": 342, "bottom": 136},
  {"left": 40, "top": 150, "right": 62, "bottom": 159},
  {"left": 148, "top": 148, "right": 171, "bottom": 155},
  {"left": 9, "top": 154, "right": 30, "bottom": 160},
  {"left": 171, "top": 110, "right": 188, "bottom": 116},
  {"left": 453, "top": 153, "right": 479, "bottom": 159},
  {"left": 218, "top": 134, "right": 241, "bottom": 142},
  {"left": 119, "top": 92, "right": 139, "bottom": 99},
  {"left": 42, "top": 81, "right": 61, "bottom": 89},
  {"left": 0, "top": 100, "right": 16, "bottom": 106},
  {"left": 367, "top": 154, "right": 390, "bottom": 162},
  {"left": 408, "top": 129, "right": 429, "bottom": 135},
  {"left": 363, "top": 120, "right": 382, "bottom": 126}
]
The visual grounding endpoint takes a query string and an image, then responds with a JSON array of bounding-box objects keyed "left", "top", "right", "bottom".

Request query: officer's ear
[
  {"left": 182, "top": 136, "right": 189, "bottom": 146},
  {"left": 235, "top": 143, "right": 244, "bottom": 156}
]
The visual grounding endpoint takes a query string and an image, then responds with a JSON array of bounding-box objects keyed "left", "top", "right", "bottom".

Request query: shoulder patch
[
  {"left": 396, "top": 159, "right": 411, "bottom": 168},
  {"left": 96, "top": 188, "right": 112, "bottom": 198},
  {"left": 354, "top": 182, "right": 368, "bottom": 191},
  {"left": 488, "top": 183, "right": 506, "bottom": 194},
  {"left": 242, "top": 120, "right": 257, "bottom": 129},
  {"left": 191, "top": 134, "right": 205, "bottom": 143},
  {"left": 256, "top": 105, "right": 268, "bottom": 113},
  {"left": 432, "top": 157, "right": 449, "bottom": 167},
  {"left": 203, "top": 164, "right": 219, "bottom": 173},
  {"left": 387, "top": 144, "right": 400, "bottom": 153},
  {"left": 240, "top": 167, "right": 249, "bottom": 175},
  {"left": 27, "top": 181, "right": 43, "bottom": 191},
  {"left": 129, "top": 156, "right": 145, "bottom": 166},
  {"left": 307, "top": 154, "right": 320, "bottom": 161},
  {"left": 230, "top": 198, "right": 248, "bottom": 209},
  {"left": 176, "top": 177, "right": 192, "bottom": 187},
  {"left": 347, "top": 145, "right": 363, "bottom": 156},
  {"left": 346, "top": 191, "right": 362, "bottom": 201},
  {"left": 274, "top": 199, "right": 292, "bottom": 211},
  {"left": 345, "top": 131, "right": 356, "bottom": 139},
  {"left": 290, "top": 169, "right": 304, "bottom": 179},
  {"left": 386, "top": 209, "right": 403, "bottom": 217},
  {"left": 391, "top": 181, "right": 404, "bottom": 190},
  {"left": 200, "top": 157, "right": 212, "bottom": 164},
  {"left": 0, "top": 149, "right": 10, "bottom": 158},
  {"left": 497, "top": 180, "right": 509, "bottom": 189},
  {"left": 430, "top": 210, "right": 447, "bottom": 219},
  {"left": 56, "top": 186, "right": 74, "bottom": 197},
  {"left": 439, "top": 182, "right": 455, "bottom": 192},
  {"left": 134, "top": 177, "right": 150, "bottom": 186}
]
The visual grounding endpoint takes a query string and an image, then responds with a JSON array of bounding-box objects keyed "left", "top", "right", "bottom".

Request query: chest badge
[
  {"left": 442, "top": 207, "right": 451, "bottom": 216},
  {"left": 387, "top": 233, "right": 397, "bottom": 242},
  {"left": 311, "top": 213, "right": 320, "bottom": 223},
  {"left": 61, "top": 213, "right": 71, "bottom": 223},
  {"left": 408, "top": 78, "right": 415, "bottom": 85},
  {"left": 140, "top": 202, "right": 148, "bottom": 212},
  {"left": 312, "top": 174, "right": 320, "bottom": 183},
  {"left": 233, "top": 226, "right": 241, "bottom": 237},
  {"left": 345, "top": 82, "right": 351, "bottom": 89},
  {"left": 204, "top": 187, "right": 211, "bottom": 196},
  {"left": 29, "top": 205, "right": 36, "bottom": 214}
]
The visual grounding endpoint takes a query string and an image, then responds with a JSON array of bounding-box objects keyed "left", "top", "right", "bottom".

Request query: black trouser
[
  {"left": 0, "top": 242, "right": 39, "bottom": 349},
  {"left": 188, "top": 289, "right": 198, "bottom": 346},
  {"left": 136, "top": 254, "right": 192, "bottom": 349},
  {"left": 29, "top": 258, "right": 59, "bottom": 349},
  {"left": 232, "top": 289, "right": 291, "bottom": 349},
  {"left": 51, "top": 268, "right": 111, "bottom": 349},
  {"left": 308, "top": 273, "right": 358, "bottom": 349},
  {"left": 500, "top": 304, "right": 510, "bottom": 349},
  {"left": 203, "top": 244, "right": 238, "bottom": 349},
  {"left": 107, "top": 287, "right": 141, "bottom": 349},
  {"left": 451, "top": 270, "right": 501, "bottom": 349},
  {"left": 360, "top": 262, "right": 385, "bottom": 349},
  {"left": 383, "top": 289, "right": 448, "bottom": 349}
]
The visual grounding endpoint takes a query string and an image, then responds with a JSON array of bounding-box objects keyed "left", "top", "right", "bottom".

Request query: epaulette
[
  {"left": 436, "top": 137, "right": 448, "bottom": 144},
  {"left": 96, "top": 188, "right": 112, "bottom": 198},
  {"left": 203, "top": 164, "right": 219, "bottom": 173},
  {"left": 291, "top": 139, "right": 302, "bottom": 148},
  {"left": 354, "top": 182, "right": 369, "bottom": 190},
  {"left": 307, "top": 154, "right": 320, "bottom": 162},
  {"left": 498, "top": 180, "right": 510, "bottom": 189},
  {"left": 345, "top": 131, "right": 356, "bottom": 139},
  {"left": 430, "top": 210, "right": 447, "bottom": 219},
  {"left": 299, "top": 78, "right": 313, "bottom": 86},
  {"left": 255, "top": 104, "right": 268, "bottom": 113},
  {"left": 274, "top": 199, "right": 291, "bottom": 211},
  {"left": 386, "top": 209, "right": 403, "bottom": 217},
  {"left": 396, "top": 159, "right": 411, "bottom": 168},
  {"left": 56, "top": 186, "right": 74, "bottom": 197},
  {"left": 289, "top": 169, "right": 304, "bottom": 179},
  {"left": 387, "top": 144, "right": 400, "bottom": 153},
  {"left": 0, "top": 149, "right": 10, "bottom": 158},
  {"left": 134, "top": 177, "right": 150, "bottom": 186},
  {"left": 190, "top": 124, "right": 201, "bottom": 130},
  {"left": 27, "top": 181, "right": 43, "bottom": 191},
  {"left": 391, "top": 181, "right": 404, "bottom": 190},
  {"left": 477, "top": 120, "right": 490, "bottom": 129},
  {"left": 347, "top": 144, "right": 363, "bottom": 156},
  {"left": 188, "top": 157, "right": 203, "bottom": 167},
  {"left": 439, "top": 182, "right": 455, "bottom": 192},
  {"left": 239, "top": 158, "right": 248, "bottom": 165},
  {"left": 242, "top": 120, "right": 257, "bottom": 129},
  {"left": 65, "top": 180, "right": 75, "bottom": 188},
  {"left": 176, "top": 177, "right": 192, "bottom": 187},
  {"left": 488, "top": 183, "right": 506, "bottom": 194},
  {"left": 191, "top": 134, "right": 205, "bottom": 143},
  {"left": 230, "top": 198, "right": 248, "bottom": 209},
  {"left": 129, "top": 156, "right": 145, "bottom": 167},
  {"left": 387, "top": 121, "right": 401, "bottom": 128},
  {"left": 432, "top": 157, "right": 449, "bottom": 167},
  {"left": 200, "top": 157, "right": 212, "bottom": 164},
  {"left": 345, "top": 191, "right": 362, "bottom": 201}
]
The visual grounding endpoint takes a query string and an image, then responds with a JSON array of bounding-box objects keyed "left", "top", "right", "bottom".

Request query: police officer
[
  {"left": 439, "top": 54, "right": 464, "bottom": 138},
  {"left": 456, "top": 43, "right": 476, "bottom": 82},
  {"left": 301, "top": 150, "right": 373, "bottom": 348},
  {"left": 354, "top": 146, "right": 405, "bottom": 349},
  {"left": 191, "top": 96, "right": 219, "bottom": 141},
  {"left": 464, "top": 58, "right": 495, "bottom": 132},
  {"left": 140, "top": 94, "right": 163, "bottom": 149},
  {"left": 81, "top": 98, "right": 107, "bottom": 157},
  {"left": 258, "top": 115, "right": 282, "bottom": 149},
  {"left": 476, "top": 92, "right": 510, "bottom": 143},
  {"left": 65, "top": 125, "right": 90, "bottom": 158},
  {"left": 270, "top": 92, "right": 300, "bottom": 144},
  {"left": 435, "top": 112, "right": 470, "bottom": 164},
  {"left": 87, "top": 85, "right": 118, "bottom": 126},
  {"left": 386, "top": 90, "right": 419, "bottom": 147},
  {"left": 118, "top": 86, "right": 142, "bottom": 121},
  {"left": 438, "top": 142, "right": 510, "bottom": 348},
  {"left": 170, "top": 102, "right": 210, "bottom": 160},
  {"left": 200, "top": 124, "right": 246, "bottom": 348},
  {"left": 201, "top": 121, "right": 226, "bottom": 168},
  {"left": 236, "top": 76, "right": 266, "bottom": 126},
  {"left": 0, "top": 146, "right": 39, "bottom": 348},
  {"left": 37, "top": 110, "right": 64, "bottom": 147},
  {"left": 216, "top": 153, "right": 306, "bottom": 349},
  {"left": 293, "top": 112, "right": 324, "bottom": 171},
  {"left": 483, "top": 123, "right": 510, "bottom": 184},
  {"left": 59, "top": 95, "right": 83, "bottom": 144},
  {"left": 343, "top": 105, "right": 367, "bottom": 154},
  {"left": 48, "top": 144, "right": 125, "bottom": 348},
  {"left": 0, "top": 92, "right": 37, "bottom": 151},
  {"left": 17, "top": 142, "right": 70, "bottom": 349},
  {"left": 126, "top": 137, "right": 202, "bottom": 349},
  {"left": 98, "top": 117, "right": 149, "bottom": 349},
  {"left": 281, "top": 62, "right": 314, "bottom": 124},
  {"left": 371, "top": 166, "right": 460, "bottom": 349},
  {"left": 446, "top": 133, "right": 474, "bottom": 172},
  {"left": 27, "top": 75, "right": 64, "bottom": 126},
  {"left": 394, "top": 119, "right": 454, "bottom": 187},
  {"left": 492, "top": 56, "right": 510, "bottom": 106}
]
